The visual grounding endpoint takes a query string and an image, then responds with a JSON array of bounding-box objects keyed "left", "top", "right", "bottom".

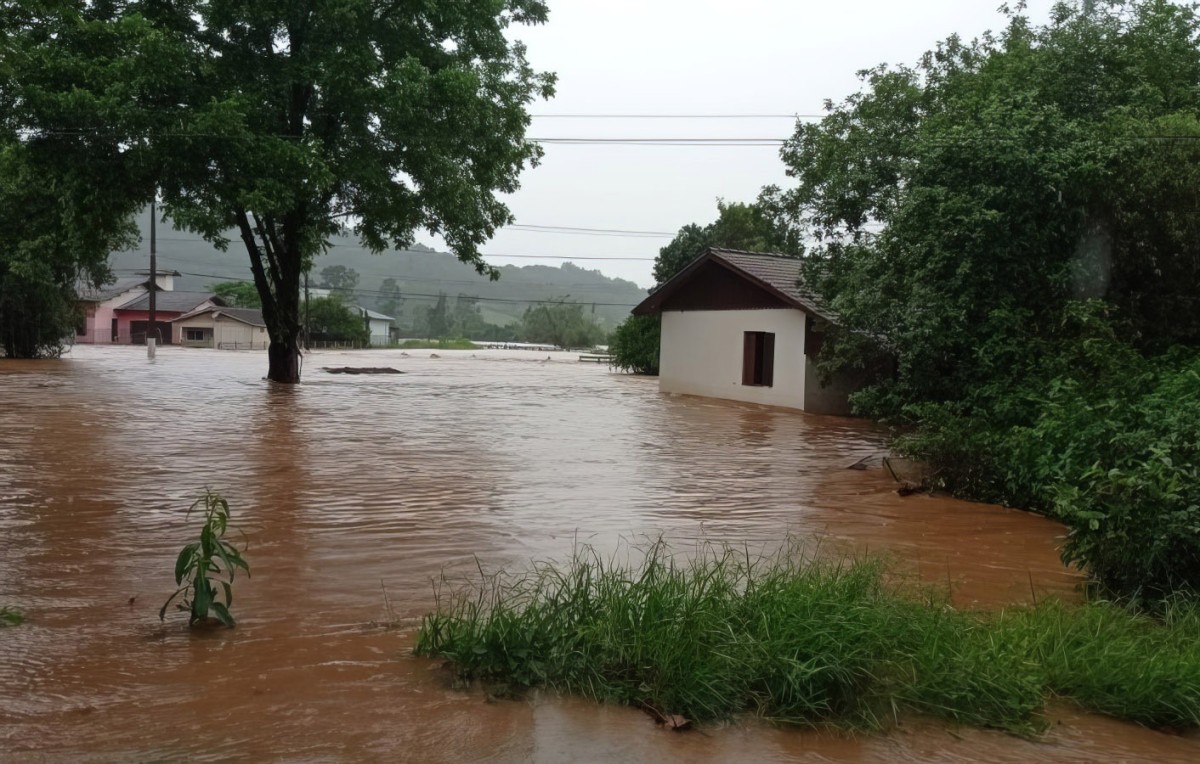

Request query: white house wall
[
  {"left": 214, "top": 320, "right": 268, "bottom": 349},
  {"left": 659, "top": 309, "right": 808, "bottom": 410},
  {"left": 368, "top": 318, "right": 390, "bottom": 346}
]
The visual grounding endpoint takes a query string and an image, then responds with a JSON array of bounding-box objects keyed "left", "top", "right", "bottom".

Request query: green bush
[
  {"left": 0, "top": 606, "right": 23, "bottom": 627},
  {"left": 898, "top": 307, "right": 1200, "bottom": 600},
  {"left": 608, "top": 314, "right": 660, "bottom": 375}
]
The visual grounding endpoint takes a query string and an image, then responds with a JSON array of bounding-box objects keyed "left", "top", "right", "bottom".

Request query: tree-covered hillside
[{"left": 108, "top": 210, "right": 646, "bottom": 331}]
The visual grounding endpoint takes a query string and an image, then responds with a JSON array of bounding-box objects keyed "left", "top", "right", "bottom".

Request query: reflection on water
[{"left": 0, "top": 345, "right": 1194, "bottom": 761}]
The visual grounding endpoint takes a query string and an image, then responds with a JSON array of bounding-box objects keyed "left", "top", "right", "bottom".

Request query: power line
[{"left": 147, "top": 238, "right": 658, "bottom": 259}]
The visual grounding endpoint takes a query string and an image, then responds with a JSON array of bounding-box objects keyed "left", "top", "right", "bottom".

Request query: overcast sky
[{"left": 420, "top": 0, "right": 1060, "bottom": 288}]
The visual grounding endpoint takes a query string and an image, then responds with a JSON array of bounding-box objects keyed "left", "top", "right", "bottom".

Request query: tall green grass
[{"left": 415, "top": 542, "right": 1200, "bottom": 734}]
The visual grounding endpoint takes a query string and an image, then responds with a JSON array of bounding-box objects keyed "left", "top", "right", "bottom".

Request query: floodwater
[{"left": 0, "top": 345, "right": 1195, "bottom": 762}]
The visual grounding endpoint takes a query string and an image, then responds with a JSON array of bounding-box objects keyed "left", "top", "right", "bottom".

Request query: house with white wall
[
  {"left": 631, "top": 248, "right": 856, "bottom": 415},
  {"left": 356, "top": 307, "right": 394, "bottom": 346},
  {"left": 173, "top": 307, "right": 270, "bottom": 350}
]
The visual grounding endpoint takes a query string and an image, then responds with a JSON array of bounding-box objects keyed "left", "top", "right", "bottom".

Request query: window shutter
[
  {"left": 742, "top": 332, "right": 756, "bottom": 386},
  {"left": 762, "top": 332, "right": 775, "bottom": 387}
]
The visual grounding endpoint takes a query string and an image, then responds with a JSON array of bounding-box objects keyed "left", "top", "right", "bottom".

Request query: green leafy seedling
[{"left": 160, "top": 490, "right": 249, "bottom": 627}]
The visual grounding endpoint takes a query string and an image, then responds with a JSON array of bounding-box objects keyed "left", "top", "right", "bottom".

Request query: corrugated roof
[
  {"left": 632, "top": 247, "right": 834, "bottom": 321},
  {"left": 116, "top": 291, "right": 224, "bottom": 313}
]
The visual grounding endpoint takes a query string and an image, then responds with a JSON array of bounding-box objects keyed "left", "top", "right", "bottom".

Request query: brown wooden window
[{"left": 742, "top": 331, "right": 775, "bottom": 387}]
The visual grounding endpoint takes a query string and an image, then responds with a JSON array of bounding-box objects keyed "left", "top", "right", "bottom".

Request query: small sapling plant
[{"left": 160, "top": 490, "right": 249, "bottom": 628}]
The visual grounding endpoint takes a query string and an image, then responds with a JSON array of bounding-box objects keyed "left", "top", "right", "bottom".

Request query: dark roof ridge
[{"left": 706, "top": 247, "right": 799, "bottom": 259}]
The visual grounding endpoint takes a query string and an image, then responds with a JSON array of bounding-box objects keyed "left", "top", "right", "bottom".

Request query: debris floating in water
[{"left": 322, "top": 367, "right": 404, "bottom": 375}]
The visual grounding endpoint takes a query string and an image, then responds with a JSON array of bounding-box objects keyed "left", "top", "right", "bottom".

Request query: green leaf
[
  {"left": 210, "top": 601, "right": 235, "bottom": 627},
  {"left": 174, "top": 544, "right": 197, "bottom": 585}
]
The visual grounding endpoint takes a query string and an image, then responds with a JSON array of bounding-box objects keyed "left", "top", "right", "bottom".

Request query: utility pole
[{"left": 148, "top": 197, "right": 157, "bottom": 359}]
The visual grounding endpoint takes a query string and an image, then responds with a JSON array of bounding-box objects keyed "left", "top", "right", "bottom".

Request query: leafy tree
[
  {"left": 306, "top": 296, "right": 368, "bottom": 345},
  {"left": 377, "top": 278, "right": 403, "bottom": 319},
  {"left": 521, "top": 299, "right": 604, "bottom": 349},
  {"left": 769, "top": 0, "right": 1200, "bottom": 418},
  {"left": 764, "top": 0, "right": 1200, "bottom": 597},
  {"left": 608, "top": 314, "right": 661, "bottom": 375},
  {"left": 318, "top": 265, "right": 360, "bottom": 300},
  {"left": 0, "top": 140, "right": 137, "bottom": 358},
  {"left": 210, "top": 281, "right": 262, "bottom": 308},
  {"left": 653, "top": 200, "right": 802, "bottom": 284},
  {"left": 611, "top": 200, "right": 799, "bottom": 374},
  {"left": 4, "top": 1, "right": 555, "bottom": 381},
  {"left": 422, "top": 293, "right": 452, "bottom": 339},
  {"left": 452, "top": 294, "right": 485, "bottom": 338}
]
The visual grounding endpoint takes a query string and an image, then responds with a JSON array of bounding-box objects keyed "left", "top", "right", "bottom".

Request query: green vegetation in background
[
  {"left": 0, "top": 137, "right": 137, "bottom": 359},
  {"left": 767, "top": 0, "right": 1200, "bottom": 599},
  {"left": 210, "top": 281, "right": 262, "bottom": 308},
  {"left": 416, "top": 542, "right": 1200, "bottom": 733},
  {"left": 318, "top": 265, "right": 360, "bottom": 301},
  {"left": 306, "top": 296, "right": 370, "bottom": 346},
  {"left": 609, "top": 201, "right": 800, "bottom": 375},
  {"left": 395, "top": 338, "right": 477, "bottom": 350},
  {"left": 160, "top": 490, "right": 249, "bottom": 628},
  {"left": 3, "top": 1, "right": 555, "bottom": 381},
  {"left": 0, "top": 607, "right": 23, "bottom": 627}
]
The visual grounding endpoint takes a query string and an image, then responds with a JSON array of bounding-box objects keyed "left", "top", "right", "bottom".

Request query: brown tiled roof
[{"left": 632, "top": 247, "right": 835, "bottom": 321}]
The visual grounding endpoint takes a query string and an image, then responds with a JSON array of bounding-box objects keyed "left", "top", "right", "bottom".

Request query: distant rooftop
[
  {"left": 117, "top": 291, "right": 225, "bottom": 313},
  {"left": 77, "top": 276, "right": 149, "bottom": 303},
  {"left": 172, "top": 306, "right": 266, "bottom": 327}
]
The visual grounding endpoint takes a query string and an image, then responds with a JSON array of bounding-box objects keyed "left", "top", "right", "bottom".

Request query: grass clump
[
  {"left": 0, "top": 606, "right": 23, "bottom": 627},
  {"left": 415, "top": 542, "right": 1200, "bottom": 734}
]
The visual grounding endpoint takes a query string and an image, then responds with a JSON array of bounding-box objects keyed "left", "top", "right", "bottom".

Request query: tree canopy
[
  {"left": 210, "top": 281, "right": 262, "bottom": 308},
  {"left": 767, "top": 0, "right": 1200, "bottom": 417},
  {"left": 764, "top": 0, "right": 1200, "bottom": 597},
  {"left": 2, "top": 0, "right": 555, "bottom": 379}
]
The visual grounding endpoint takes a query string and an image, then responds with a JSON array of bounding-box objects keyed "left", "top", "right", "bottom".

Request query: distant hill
[{"left": 108, "top": 211, "right": 647, "bottom": 329}]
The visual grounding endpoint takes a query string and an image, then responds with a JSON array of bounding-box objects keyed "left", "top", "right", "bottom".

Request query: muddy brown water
[{"left": 1, "top": 345, "right": 1195, "bottom": 762}]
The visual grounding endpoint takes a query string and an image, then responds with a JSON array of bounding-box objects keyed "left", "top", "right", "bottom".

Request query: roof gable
[
  {"left": 632, "top": 248, "right": 834, "bottom": 321},
  {"left": 172, "top": 306, "right": 266, "bottom": 327}
]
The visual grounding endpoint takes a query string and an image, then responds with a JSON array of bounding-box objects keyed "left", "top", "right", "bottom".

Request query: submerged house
[
  {"left": 75, "top": 270, "right": 181, "bottom": 344},
  {"left": 355, "top": 306, "right": 395, "bottom": 347},
  {"left": 112, "top": 291, "right": 224, "bottom": 345},
  {"left": 173, "top": 307, "right": 269, "bottom": 349},
  {"left": 631, "top": 248, "right": 856, "bottom": 415}
]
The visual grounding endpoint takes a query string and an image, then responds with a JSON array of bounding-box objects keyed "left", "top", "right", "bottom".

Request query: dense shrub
[
  {"left": 608, "top": 314, "right": 659, "bottom": 375},
  {"left": 899, "top": 306, "right": 1200, "bottom": 599}
]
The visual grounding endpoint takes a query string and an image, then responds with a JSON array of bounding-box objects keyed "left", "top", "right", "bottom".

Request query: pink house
[{"left": 75, "top": 270, "right": 183, "bottom": 344}]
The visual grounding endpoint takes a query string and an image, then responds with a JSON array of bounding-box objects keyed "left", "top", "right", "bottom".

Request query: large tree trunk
[
  {"left": 263, "top": 250, "right": 303, "bottom": 383},
  {"left": 235, "top": 209, "right": 305, "bottom": 383},
  {"left": 267, "top": 333, "right": 301, "bottom": 382}
]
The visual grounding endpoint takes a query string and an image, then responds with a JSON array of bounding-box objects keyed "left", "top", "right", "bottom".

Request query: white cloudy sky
[{"left": 423, "top": 0, "right": 1061, "bottom": 288}]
